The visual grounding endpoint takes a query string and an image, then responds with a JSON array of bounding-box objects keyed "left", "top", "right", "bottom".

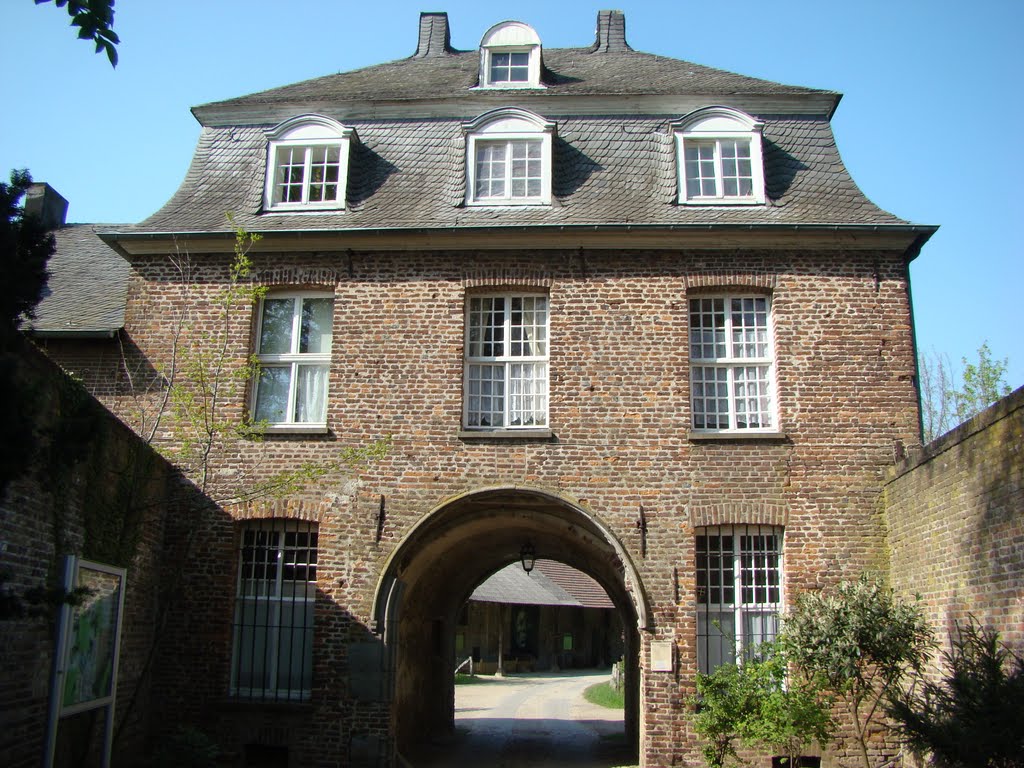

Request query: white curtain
[{"left": 296, "top": 365, "right": 328, "bottom": 423}]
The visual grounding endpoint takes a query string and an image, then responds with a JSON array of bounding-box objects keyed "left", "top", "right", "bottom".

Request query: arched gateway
[{"left": 371, "top": 485, "right": 651, "bottom": 759}]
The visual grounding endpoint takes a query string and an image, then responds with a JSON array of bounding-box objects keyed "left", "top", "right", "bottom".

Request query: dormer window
[
  {"left": 464, "top": 108, "right": 555, "bottom": 206},
  {"left": 264, "top": 115, "right": 355, "bottom": 212},
  {"left": 671, "top": 107, "right": 766, "bottom": 205},
  {"left": 478, "top": 21, "right": 543, "bottom": 89}
]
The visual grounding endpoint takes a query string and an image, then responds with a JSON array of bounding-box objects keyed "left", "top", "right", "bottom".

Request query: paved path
[{"left": 408, "top": 670, "right": 637, "bottom": 768}]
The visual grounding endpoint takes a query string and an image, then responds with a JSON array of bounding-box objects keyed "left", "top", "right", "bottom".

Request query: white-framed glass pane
[
  {"left": 489, "top": 51, "right": 530, "bottom": 83},
  {"left": 685, "top": 141, "right": 717, "bottom": 197},
  {"left": 306, "top": 145, "right": 341, "bottom": 203},
  {"left": 730, "top": 297, "right": 769, "bottom": 358},
  {"left": 468, "top": 296, "right": 506, "bottom": 358},
  {"left": 475, "top": 143, "right": 508, "bottom": 199},
  {"left": 691, "top": 366, "right": 730, "bottom": 430},
  {"left": 733, "top": 365, "right": 772, "bottom": 429},
  {"left": 254, "top": 366, "right": 292, "bottom": 424},
  {"left": 508, "top": 362, "right": 547, "bottom": 427},
  {"left": 274, "top": 146, "right": 306, "bottom": 204},
  {"left": 509, "top": 140, "right": 542, "bottom": 198},
  {"left": 467, "top": 363, "right": 505, "bottom": 427},
  {"left": 690, "top": 295, "right": 773, "bottom": 431},
  {"left": 299, "top": 298, "right": 333, "bottom": 354},
  {"left": 509, "top": 295, "right": 548, "bottom": 356},
  {"left": 466, "top": 293, "right": 549, "bottom": 429},
  {"left": 719, "top": 140, "right": 753, "bottom": 198},
  {"left": 259, "top": 298, "right": 296, "bottom": 354},
  {"left": 689, "top": 297, "right": 727, "bottom": 359},
  {"left": 295, "top": 365, "right": 329, "bottom": 423}
]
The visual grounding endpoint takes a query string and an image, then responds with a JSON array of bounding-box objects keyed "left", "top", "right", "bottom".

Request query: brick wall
[
  {"left": 884, "top": 385, "right": 1024, "bottom": 655},
  {"left": 0, "top": 333, "right": 175, "bottom": 768},
  {"left": 46, "top": 245, "right": 921, "bottom": 767}
]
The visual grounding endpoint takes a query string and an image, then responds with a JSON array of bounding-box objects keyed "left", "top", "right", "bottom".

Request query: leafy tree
[
  {"left": 781, "top": 575, "right": 935, "bottom": 768},
  {"left": 887, "top": 619, "right": 1024, "bottom": 768},
  {"left": 691, "top": 643, "right": 834, "bottom": 768},
  {"left": 0, "top": 169, "right": 54, "bottom": 328},
  {"left": 34, "top": 0, "right": 119, "bottom": 67},
  {"left": 919, "top": 343, "right": 1011, "bottom": 442}
]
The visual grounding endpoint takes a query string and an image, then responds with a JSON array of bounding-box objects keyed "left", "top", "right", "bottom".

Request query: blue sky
[{"left": 3, "top": 0, "right": 1021, "bottom": 389}]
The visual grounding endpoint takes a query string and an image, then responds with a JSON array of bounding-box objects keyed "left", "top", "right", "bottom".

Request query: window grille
[
  {"left": 696, "top": 524, "right": 782, "bottom": 674},
  {"left": 231, "top": 519, "right": 317, "bottom": 701}
]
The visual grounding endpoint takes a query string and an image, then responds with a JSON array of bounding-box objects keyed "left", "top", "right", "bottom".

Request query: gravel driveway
[{"left": 408, "top": 670, "right": 637, "bottom": 768}]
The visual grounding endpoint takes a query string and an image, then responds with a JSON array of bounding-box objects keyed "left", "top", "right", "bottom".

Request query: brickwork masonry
[{"left": 884, "top": 385, "right": 1024, "bottom": 656}]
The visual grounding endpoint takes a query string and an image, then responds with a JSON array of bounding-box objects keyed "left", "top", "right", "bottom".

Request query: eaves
[{"left": 101, "top": 222, "right": 937, "bottom": 261}]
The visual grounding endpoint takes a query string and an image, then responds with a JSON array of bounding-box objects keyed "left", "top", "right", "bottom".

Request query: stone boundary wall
[
  {"left": 0, "top": 334, "right": 175, "bottom": 768},
  {"left": 884, "top": 385, "right": 1024, "bottom": 654}
]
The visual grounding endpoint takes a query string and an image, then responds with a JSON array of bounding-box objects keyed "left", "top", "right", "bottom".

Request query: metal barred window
[
  {"left": 696, "top": 525, "right": 783, "bottom": 674},
  {"left": 231, "top": 519, "right": 317, "bottom": 701},
  {"left": 690, "top": 295, "right": 775, "bottom": 432},
  {"left": 464, "top": 294, "right": 549, "bottom": 429}
]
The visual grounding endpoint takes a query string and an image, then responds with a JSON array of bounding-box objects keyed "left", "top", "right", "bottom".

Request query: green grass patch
[
  {"left": 454, "top": 673, "right": 497, "bottom": 685},
  {"left": 583, "top": 681, "right": 625, "bottom": 709}
]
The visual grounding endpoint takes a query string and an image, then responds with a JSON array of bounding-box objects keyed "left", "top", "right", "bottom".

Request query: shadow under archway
[{"left": 371, "top": 486, "right": 649, "bottom": 763}]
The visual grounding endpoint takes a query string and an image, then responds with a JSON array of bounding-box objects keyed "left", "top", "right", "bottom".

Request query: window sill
[
  {"left": 459, "top": 428, "right": 553, "bottom": 440},
  {"left": 465, "top": 199, "right": 551, "bottom": 207},
  {"left": 471, "top": 83, "right": 547, "bottom": 91},
  {"left": 220, "top": 696, "right": 313, "bottom": 713},
  {"left": 680, "top": 198, "right": 764, "bottom": 206},
  {"left": 687, "top": 430, "right": 787, "bottom": 441},
  {"left": 261, "top": 206, "right": 346, "bottom": 215},
  {"left": 255, "top": 424, "right": 330, "bottom": 436}
]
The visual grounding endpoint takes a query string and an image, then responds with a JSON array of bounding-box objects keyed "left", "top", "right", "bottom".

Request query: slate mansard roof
[{"left": 113, "top": 10, "right": 926, "bottom": 242}]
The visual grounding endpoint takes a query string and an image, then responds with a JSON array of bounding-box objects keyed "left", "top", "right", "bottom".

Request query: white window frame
[
  {"left": 264, "top": 114, "right": 355, "bottom": 212},
  {"left": 696, "top": 525, "right": 783, "bottom": 674},
  {"left": 463, "top": 292, "right": 549, "bottom": 431},
  {"left": 464, "top": 108, "right": 555, "bottom": 206},
  {"left": 231, "top": 519, "right": 317, "bottom": 701},
  {"left": 476, "top": 21, "right": 544, "bottom": 89},
  {"left": 251, "top": 291, "right": 334, "bottom": 432},
  {"left": 689, "top": 294, "right": 777, "bottom": 434},
  {"left": 671, "top": 106, "right": 766, "bottom": 205}
]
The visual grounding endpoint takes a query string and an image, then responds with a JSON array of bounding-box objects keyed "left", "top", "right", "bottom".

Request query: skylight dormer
[{"left": 478, "top": 21, "right": 544, "bottom": 89}]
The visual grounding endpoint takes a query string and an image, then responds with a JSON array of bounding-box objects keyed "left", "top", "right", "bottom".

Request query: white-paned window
[
  {"left": 464, "top": 294, "right": 549, "bottom": 430},
  {"left": 464, "top": 107, "right": 555, "bottom": 206},
  {"left": 264, "top": 115, "right": 355, "bottom": 212},
  {"left": 477, "top": 21, "right": 543, "bottom": 89},
  {"left": 697, "top": 525, "right": 783, "bottom": 674},
  {"left": 672, "top": 107, "right": 765, "bottom": 205},
  {"left": 252, "top": 293, "right": 333, "bottom": 429},
  {"left": 690, "top": 295, "right": 775, "bottom": 432},
  {"left": 231, "top": 519, "right": 317, "bottom": 700},
  {"left": 474, "top": 140, "right": 543, "bottom": 201}
]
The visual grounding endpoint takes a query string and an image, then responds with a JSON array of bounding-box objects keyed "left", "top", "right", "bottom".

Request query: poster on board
[
  {"left": 44, "top": 556, "right": 127, "bottom": 768},
  {"left": 61, "top": 563, "right": 123, "bottom": 710}
]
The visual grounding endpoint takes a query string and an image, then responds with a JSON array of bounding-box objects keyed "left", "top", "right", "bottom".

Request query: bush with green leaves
[
  {"left": 887, "top": 619, "right": 1024, "bottom": 768},
  {"left": 691, "top": 642, "right": 834, "bottom": 768},
  {"left": 781, "top": 575, "right": 934, "bottom": 768}
]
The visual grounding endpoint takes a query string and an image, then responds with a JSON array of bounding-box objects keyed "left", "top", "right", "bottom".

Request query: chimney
[
  {"left": 414, "top": 12, "right": 453, "bottom": 57},
  {"left": 24, "top": 183, "right": 69, "bottom": 229},
  {"left": 593, "top": 10, "right": 632, "bottom": 53}
]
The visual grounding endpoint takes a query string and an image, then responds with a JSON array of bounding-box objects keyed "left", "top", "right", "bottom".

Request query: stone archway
[{"left": 371, "top": 485, "right": 650, "bottom": 760}]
